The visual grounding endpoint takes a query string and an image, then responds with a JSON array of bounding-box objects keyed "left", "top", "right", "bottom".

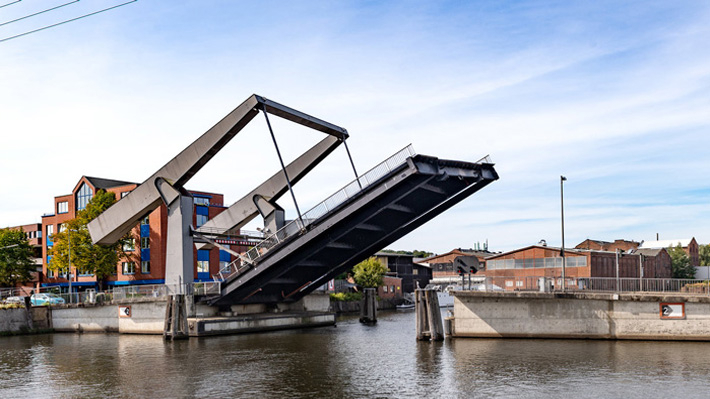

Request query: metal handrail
[
  {"left": 194, "top": 226, "right": 265, "bottom": 240},
  {"left": 212, "top": 144, "right": 416, "bottom": 282},
  {"left": 457, "top": 276, "right": 710, "bottom": 295}
]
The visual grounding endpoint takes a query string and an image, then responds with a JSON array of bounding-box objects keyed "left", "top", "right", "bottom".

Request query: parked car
[
  {"left": 3, "top": 296, "right": 24, "bottom": 305},
  {"left": 30, "top": 293, "right": 65, "bottom": 306}
]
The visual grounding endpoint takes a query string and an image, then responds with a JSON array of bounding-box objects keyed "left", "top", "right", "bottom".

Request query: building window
[
  {"left": 197, "top": 260, "right": 209, "bottom": 273},
  {"left": 219, "top": 261, "right": 229, "bottom": 271},
  {"left": 46, "top": 224, "right": 54, "bottom": 246},
  {"left": 123, "top": 239, "right": 135, "bottom": 252},
  {"left": 76, "top": 183, "right": 93, "bottom": 211},
  {"left": 122, "top": 262, "right": 135, "bottom": 275},
  {"left": 194, "top": 197, "right": 210, "bottom": 206},
  {"left": 121, "top": 191, "right": 131, "bottom": 198},
  {"left": 57, "top": 201, "right": 68, "bottom": 214},
  {"left": 195, "top": 204, "right": 209, "bottom": 228},
  {"left": 196, "top": 214, "right": 208, "bottom": 228},
  {"left": 383, "top": 285, "right": 388, "bottom": 293},
  {"left": 412, "top": 268, "right": 418, "bottom": 275},
  {"left": 47, "top": 268, "right": 54, "bottom": 278},
  {"left": 141, "top": 215, "right": 149, "bottom": 225},
  {"left": 141, "top": 237, "right": 150, "bottom": 249},
  {"left": 59, "top": 223, "right": 66, "bottom": 233},
  {"left": 141, "top": 261, "right": 150, "bottom": 274}
]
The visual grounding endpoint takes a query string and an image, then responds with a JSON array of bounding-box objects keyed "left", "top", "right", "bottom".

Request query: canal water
[{"left": 3, "top": 310, "right": 710, "bottom": 398}]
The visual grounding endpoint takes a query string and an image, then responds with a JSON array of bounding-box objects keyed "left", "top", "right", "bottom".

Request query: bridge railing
[
  {"left": 212, "top": 145, "right": 417, "bottom": 282},
  {"left": 1, "top": 282, "right": 222, "bottom": 306},
  {"left": 457, "top": 276, "right": 710, "bottom": 295}
]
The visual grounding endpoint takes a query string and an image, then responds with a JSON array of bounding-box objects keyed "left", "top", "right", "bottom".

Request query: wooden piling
[
  {"left": 359, "top": 288, "right": 377, "bottom": 324},
  {"left": 164, "top": 295, "right": 189, "bottom": 340},
  {"left": 415, "top": 288, "right": 444, "bottom": 341}
]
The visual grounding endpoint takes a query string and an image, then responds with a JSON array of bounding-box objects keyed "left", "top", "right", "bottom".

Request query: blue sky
[{"left": 1, "top": 1, "right": 708, "bottom": 254}]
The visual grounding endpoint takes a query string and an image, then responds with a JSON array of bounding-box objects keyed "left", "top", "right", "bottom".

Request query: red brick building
[
  {"left": 484, "top": 245, "right": 672, "bottom": 290},
  {"left": 575, "top": 239, "right": 641, "bottom": 253},
  {"left": 377, "top": 275, "right": 403, "bottom": 299},
  {"left": 41, "top": 176, "right": 259, "bottom": 293},
  {"left": 640, "top": 238, "right": 700, "bottom": 267},
  {"left": 424, "top": 248, "right": 494, "bottom": 281}
]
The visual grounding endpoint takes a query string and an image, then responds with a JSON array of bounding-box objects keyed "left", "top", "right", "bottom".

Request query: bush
[{"left": 329, "top": 292, "right": 362, "bottom": 302}]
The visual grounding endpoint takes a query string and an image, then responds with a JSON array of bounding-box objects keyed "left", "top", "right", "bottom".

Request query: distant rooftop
[
  {"left": 631, "top": 248, "right": 666, "bottom": 257},
  {"left": 85, "top": 176, "right": 137, "bottom": 190},
  {"left": 640, "top": 238, "right": 694, "bottom": 249}
]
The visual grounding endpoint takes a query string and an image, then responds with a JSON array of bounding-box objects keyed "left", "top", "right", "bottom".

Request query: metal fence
[
  {"left": 1, "top": 282, "right": 222, "bottom": 306},
  {"left": 213, "top": 144, "right": 417, "bottom": 282},
  {"left": 454, "top": 276, "right": 710, "bottom": 295}
]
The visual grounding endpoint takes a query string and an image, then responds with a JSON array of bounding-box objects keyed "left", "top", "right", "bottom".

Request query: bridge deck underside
[{"left": 209, "top": 154, "right": 498, "bottom": 306}]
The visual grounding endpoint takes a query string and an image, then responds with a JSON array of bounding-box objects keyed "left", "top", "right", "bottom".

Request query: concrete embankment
[
  {"left": 0, "top": 306, "right": 52, "bottom": 335},
  {"left": 452, "top": 291, "right": 710, "bottom": 341},
  {"left": 1, "top": 293, "right": 337, "bottom": 337}
]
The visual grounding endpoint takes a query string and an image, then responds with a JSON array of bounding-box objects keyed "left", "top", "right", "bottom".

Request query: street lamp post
[
  {"left": 68, "top": 229, "right": 72, "bottom": 303},
  {"left": 560, "top": 176, "right": 567, "bottom": 292}
]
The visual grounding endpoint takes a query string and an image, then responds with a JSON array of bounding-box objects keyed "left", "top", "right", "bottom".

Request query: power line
[
  {"left": 1, "top": 1, "right": 80, "bottom": 28},
  {"left": 0, "top": 0, "right": 137, "bottom": 44},
  {"left": 0, "top": 1, "right": 22, "bottom": 10}
]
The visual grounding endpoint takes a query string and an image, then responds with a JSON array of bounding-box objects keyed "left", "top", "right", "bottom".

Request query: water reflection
[{"left": 3, "top": 312, "right": 710, "bottom": 398}]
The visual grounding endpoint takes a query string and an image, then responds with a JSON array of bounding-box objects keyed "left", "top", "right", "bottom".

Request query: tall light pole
[
  {"left": 560, "top": 176, "right": 567, "bottom": 292},
  {"left": 68, "top": 228, "right": 72, "bottom": 303}
]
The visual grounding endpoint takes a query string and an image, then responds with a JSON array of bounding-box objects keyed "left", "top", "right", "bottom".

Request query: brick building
[
  {"left": 423, "top": 248, "right": 494, "bottom": 282},
  {"left": 575, "top": 239, "right": 641, "bottom": 253},
  {"left": 41, "top": 176, "right": 258, "bottom": 293},
  {"left": 640, "top": 238, "right": 699, "bottom": 267},
  {"left": 484, "top": 245, "right": 672, "bottom": 290}
]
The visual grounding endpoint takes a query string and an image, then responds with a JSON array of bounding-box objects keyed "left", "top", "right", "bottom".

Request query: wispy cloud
[{"left": 1, "top": 1, "right": 709, "bottom": 253}]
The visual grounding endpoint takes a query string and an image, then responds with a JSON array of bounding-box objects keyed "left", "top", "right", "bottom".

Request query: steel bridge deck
[{"left": 208, "top": 153, "right": 498, "bottom": 306}]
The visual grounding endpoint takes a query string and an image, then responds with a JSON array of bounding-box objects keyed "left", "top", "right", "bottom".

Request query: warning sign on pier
[
  {"left": 660, "top": 303, "right": 685, "bottom": 319},
  {"left": 118, "top": 305, "right": 132, "bottom": 318}
]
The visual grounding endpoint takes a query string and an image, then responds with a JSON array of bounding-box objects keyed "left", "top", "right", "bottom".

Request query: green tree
[
  {"left": 0, "top": 228, "right": 36, "bottom": 287},
  {"left": 668, "top": 244, "right": 695, "bottom": 279},
  {"left": 699, "top": 244, "right": 710, "bottom": 267},
  {"left": 352, "top": 257, "right": 388, "bottom": 288},
  {"left": 49, "top": 190, "right": 136, "bottom": 290},
  {"left": 380, "top": 248, "right": 434, "bottom": 258}
]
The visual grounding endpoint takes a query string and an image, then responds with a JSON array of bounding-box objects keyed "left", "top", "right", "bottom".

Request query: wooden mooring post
[
  {"left": 164, "top": 295, "right": 189, "bottom": 340},
  {"left": 415, "top": 288, "right": 444, "bottom": 341},
  {"left": 359, "top": 287, "right": 377, "bottom": 324}
]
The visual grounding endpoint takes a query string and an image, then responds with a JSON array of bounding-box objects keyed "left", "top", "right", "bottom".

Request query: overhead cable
[
  {"left": 0, "top": 1, "right": 22, "bottom": 10},
  {"left": 0, "top": 0, "right": 137, "bottom": 44},
  {"left": 1, "top": 1, "right": 80, "bottom": 28}
]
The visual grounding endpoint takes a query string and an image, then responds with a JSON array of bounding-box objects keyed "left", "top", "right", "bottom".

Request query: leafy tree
[
  {"left": 380, "top": 248, "right": 434, "bottom": 258},
  {"left": 700, "top": 244, "right": 710, "bottom": 267},
  {"left": 0, "top": 228, "right": 35, "bottom": 287},
  {"left": 352, "top": 257, "right": 388, "bottom": 288},
  {"left": 49, "top": 190, "right": 136, "bottom": 290},
  {"left": 668, "top": 244, "right": 695, "bottom": 279}
]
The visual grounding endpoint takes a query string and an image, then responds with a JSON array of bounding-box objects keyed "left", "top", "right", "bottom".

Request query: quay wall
[
  {"left": 0, "top": 306, "right": 51, "bottom": 334},
  {"left": 52, "top": 300, "right": 166, "bottom": 334},
  {"left": 2, "top": 293, "right": 335, "bottom": 336},
  {"left": 452, "top": 291, "right": 710, "bottom": 341}
]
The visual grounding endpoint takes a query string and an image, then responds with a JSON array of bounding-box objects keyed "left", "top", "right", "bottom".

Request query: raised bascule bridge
[{"left": 86, "top": 94, "right": 498, "bottom": 337}]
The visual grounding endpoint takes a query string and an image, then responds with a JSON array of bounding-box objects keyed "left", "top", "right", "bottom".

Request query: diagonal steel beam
[{"left": 87, "top": 94, "right": 347, "bottom": 245}]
